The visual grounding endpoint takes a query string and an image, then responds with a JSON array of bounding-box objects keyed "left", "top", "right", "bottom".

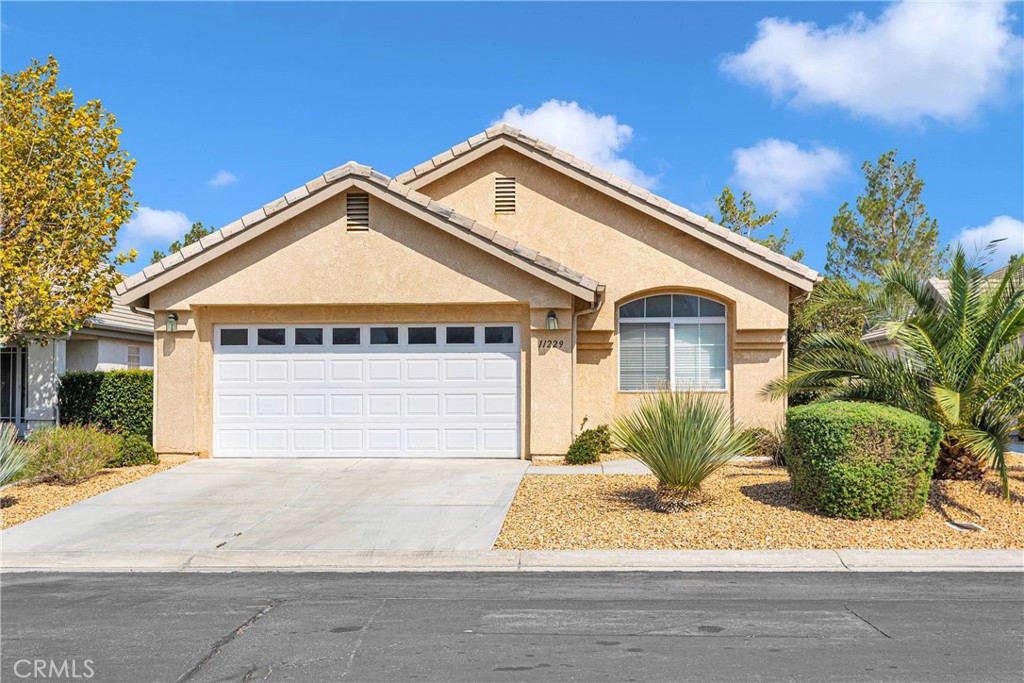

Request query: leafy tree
[
  {"left": 766, "top": 245, "right": 1024, "bottom": 497},
  {"left": 706, "top": 187, "right": 804, "bottom": 261},
  {"left": 826, "top": 150, "right": 943, "bottom": 282},
  {"left": 1, "top": 57, "right": 136, "bottom": 345},
  {"left": 151, "top": 221, "right": 214, "bottom": 263}
]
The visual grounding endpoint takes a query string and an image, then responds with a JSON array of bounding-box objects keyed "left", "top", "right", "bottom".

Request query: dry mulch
[
  {"left": 0, "top": 454, "right": 195, "bottom": 530},
  {"left": 495, "top": 454, "right": 1024, "bottom": 550},
  {"left": 531, "top": 451, "right": 634, "bottom": 466}
]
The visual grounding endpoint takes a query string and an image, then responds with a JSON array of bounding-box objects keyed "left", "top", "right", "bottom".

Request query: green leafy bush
[
  {"left": 59, "top": 370, "right": 153, "bottom": 439},
  {"left": 785, "top": 401, "right": 943, "bottom": 520},
  {"left": 566, "top": 427, "right": 609, "bottom": 465},
  {"left": 0, "top": 422, "right": 33, "bottom": 487},
  {"left": 27, "top": 425, "right": 120, "bottom": 484},
  {"left": 613, "top": 393, "right": 753, "bottom": 510},
  {"left": 741, "top": 424, "right": 786, "bottom": 466},
  {"left": 109, "top": 434, "right": 158, "bottom": 468}
]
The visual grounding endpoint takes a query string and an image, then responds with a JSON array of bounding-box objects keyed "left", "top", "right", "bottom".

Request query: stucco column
[{"left": 526, "top": 307, "right": 574, "bottom": 455}]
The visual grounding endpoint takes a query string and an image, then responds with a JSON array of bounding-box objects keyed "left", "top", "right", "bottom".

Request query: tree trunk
[{"left": 933, "top": 436, "right": 985, "bottom": 481}]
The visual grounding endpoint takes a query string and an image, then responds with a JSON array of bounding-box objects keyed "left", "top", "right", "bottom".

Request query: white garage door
[{"left": 212, "top": 323, "right": 520, "bottom": 458}]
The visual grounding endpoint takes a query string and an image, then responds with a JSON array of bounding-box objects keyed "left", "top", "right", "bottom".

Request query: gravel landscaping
[
  {"left": 495, "top": 454, "right": 1024, "bottom": 550},
  {"left": 0, "top": 454, "right": 194, "bottom": 529}
]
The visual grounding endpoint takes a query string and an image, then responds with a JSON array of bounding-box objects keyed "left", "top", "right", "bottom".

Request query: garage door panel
[
  {"left": 293, "top": 394, "right": 327, "bottom": 417},
  {"left": 368, "top": 359, "right": 401, "bottom": 381},
  {"left": 330, "top": 394, "right": 363, "bottom": 416},
  {"left": 217, "top": 360, "right": 251, "bottom": 383},
  {"left": 213, "top": 324, "right": 519, "bottom": 457},
  {"left": 292, "top": 360, "right": 326, "bottom": 382},
  {"left": 330, "top": 360, "right": 363, "bottom": 382}
]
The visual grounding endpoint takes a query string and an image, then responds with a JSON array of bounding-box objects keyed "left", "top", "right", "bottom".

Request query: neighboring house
[
  {"left": 0, "top": 302, "right": 154, "bottom": 433},
  {"left": 863, "top": 270, "right": 1024, "bottom": 356},
  {"left": 116, "top": 124, "right": 820, "bottom": 459}
]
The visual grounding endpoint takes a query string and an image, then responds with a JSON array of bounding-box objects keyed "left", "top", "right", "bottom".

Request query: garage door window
[
  {"left": 446, "top": 326, "right": 475, "bottom": 344},
  {"left": 332, "top": 328, "right": 360, "bottom": 345},
  {"left": 485, "top": 326, "right": 514, "bottom": 344},
  {"left": 295, "top": 328, "right": 323, "bottom": 345},
  {"left": 370, "top": 327, "right": 399, "bottom": 345},
  {"left": 221, "top": 329, "right": 248, "bottom": 346},
  {"left": 257, "top": 328, "right": 286, "bottom": 346},
  {"left": 408, "top": 327, "right": 437, "bottom": 345}
]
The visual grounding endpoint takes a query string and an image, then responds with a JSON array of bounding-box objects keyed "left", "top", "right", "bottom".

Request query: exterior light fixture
[
  {"left": 166, "top": 313, "right": 178, "bottom": 333},
  {"left": 546, "top": 310, "right": 558, "bottom": 331}
]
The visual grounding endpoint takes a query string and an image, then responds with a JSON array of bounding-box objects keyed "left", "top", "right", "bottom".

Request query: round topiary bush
[
  {"left": 785, "top": 401, "right": 943, "bottom": 520},
  {"left": 109, "top": 434, "right": 158, "bottom": 468}
]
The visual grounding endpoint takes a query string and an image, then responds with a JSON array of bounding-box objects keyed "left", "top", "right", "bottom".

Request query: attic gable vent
[
  {"left": 346, "top": 192, "right": 370, "bottom": 230},
  {"left": 495, "top": 177, "right": 516, "bottom": 214}
]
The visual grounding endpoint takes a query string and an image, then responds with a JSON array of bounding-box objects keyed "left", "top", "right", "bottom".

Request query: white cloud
[
  {"left": 206, "top": 170, "right": 239, "bottom": 188},
  {"left": 953, "top": 215, "right": 1024, "bottom": 266},
  {"left": 122, "top": 206, "right": 191, "bottom": 242},
  {"left": 730, "top": 139, "right": 848, "bottom": 212},
  {"left": 495, "top": 100, "right": 657, "bottom": 188},
  {"left": 722, "top": 1, "right": 1022, "bottom": 124}
]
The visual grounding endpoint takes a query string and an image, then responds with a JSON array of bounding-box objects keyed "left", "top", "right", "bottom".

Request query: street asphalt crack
[
  {"left": 843, "top": 601, "right": 892, "bottom": 639},
  {"left": 340, "top": 598, "right": 388, "bottom": 680},
  {"left": 175, "top": 599, "right": 281, "bottom": 683}
]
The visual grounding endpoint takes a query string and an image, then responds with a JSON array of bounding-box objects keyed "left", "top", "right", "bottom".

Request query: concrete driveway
[{"left": 1, "top": 459, "right": 528, "bottom": 566}]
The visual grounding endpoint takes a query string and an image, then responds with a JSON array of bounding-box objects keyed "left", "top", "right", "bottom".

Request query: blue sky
[{"left": 3, "top": 1, "right": 1022, "bottom": 275}]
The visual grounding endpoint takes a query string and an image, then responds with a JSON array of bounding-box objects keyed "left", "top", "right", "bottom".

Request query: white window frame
[
  {"left": 213, "top": 323, "right": 520, "bottom": 354},
  {"left": 127, "top": 345, "right": 141, "bottom": 369},
  {"left": 617, "top": 296, "right": 728, "bottom": 393}
]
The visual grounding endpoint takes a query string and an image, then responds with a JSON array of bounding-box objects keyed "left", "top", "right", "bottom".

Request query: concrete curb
[{"left": 2, "top": 549, "right": 1020, "bottom": 573}]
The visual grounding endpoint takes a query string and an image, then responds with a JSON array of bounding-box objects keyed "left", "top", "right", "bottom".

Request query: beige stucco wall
[
  {"left": 420, "top": 147, "right": 793, "bottom": 430},
  {"left": 150, "top": 193, "right": 576, "bottom": 456}
]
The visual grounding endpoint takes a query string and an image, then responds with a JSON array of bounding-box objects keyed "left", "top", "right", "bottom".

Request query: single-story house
[
  {"left": 1, "top": 302, "right": 154, "bottom": 434},
  {"left": 116, "top": 124, "right": 820, "bottom": 459},
  {"left": 863, "top": 269, "right": 1024, "bottom": 356}
]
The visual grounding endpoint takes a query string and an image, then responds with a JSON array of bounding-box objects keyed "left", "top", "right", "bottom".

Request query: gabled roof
[
  {"left": 84, "top": 301, "right": 153, "bottom": 336},
  {"left": 398, "top": 124, "right": 821, "bottom": 291},
  {"left": 116, "top": 163, "right": 602, "bottom": 307}
]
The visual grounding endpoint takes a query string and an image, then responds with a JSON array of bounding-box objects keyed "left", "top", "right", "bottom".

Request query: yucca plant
[
  {"left": 766, "top": 245, "right": 1024, "bottom": 498},
  {"left": 0, "top": 422, "right": 32, "bottom": 487},
  {"left": 612, "top": 392, "right": 754, "bottom": 511}
]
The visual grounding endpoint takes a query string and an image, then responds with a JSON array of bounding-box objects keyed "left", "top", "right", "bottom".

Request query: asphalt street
[{"left": 1, "top": 572, "right": 1021, "bottom": 683}]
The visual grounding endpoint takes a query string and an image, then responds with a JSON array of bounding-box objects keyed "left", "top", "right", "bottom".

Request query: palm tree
[{"left": 765, "top": 246, "right": 1024, "bottom": 498}]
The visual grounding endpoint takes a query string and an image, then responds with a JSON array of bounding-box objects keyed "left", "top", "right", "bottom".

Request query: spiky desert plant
[
  {"left": 612, "top": 392, "right": 754, "bottom": 511},
  {"left": 0, "top": 422, "right": 32, "bottom": 487},
  {"left": 766, "top": 245, "right": 1024, "bottom": 498}
]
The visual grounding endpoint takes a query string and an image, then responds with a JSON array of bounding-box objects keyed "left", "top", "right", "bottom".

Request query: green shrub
[
  {"left": 742, "top": 424, "right": 786, "bottom": 466},
  {"left": 785, "top": 401, "right": 943, "bottom": 520},
  {"left": 0, "top": 422, "right": 34, "bottom": 487},
  {"left": 566, "top": 428, "right": 608, "bottom": 464},
  {"left": 59, "top": 370, "right": 153, "bottom": 439},
  {"left": 612, "top": 392, "right": 753, "bottom": 510},
  {"left": 109, "top": 434, "right": 158, "bottom": 468},
  {"left": 27, "top": 425, "right": 120, "bottom": 484},
  {"left": 591, "top": 424, "right": 612, "bottom": 453}
]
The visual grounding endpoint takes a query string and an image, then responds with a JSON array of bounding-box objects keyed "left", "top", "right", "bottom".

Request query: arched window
[{"left": 618, "top": 294, "right": 727, "bottom": 392}]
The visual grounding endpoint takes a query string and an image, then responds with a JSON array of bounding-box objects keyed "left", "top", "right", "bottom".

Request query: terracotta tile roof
[
  {"left": 115, "top": 162, "right": 601, "bottom": 300},
  {"left": 397, "top": 123, "right": 820, "bottom": 287}
]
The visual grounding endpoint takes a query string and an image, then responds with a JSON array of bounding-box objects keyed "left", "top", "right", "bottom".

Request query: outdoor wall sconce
[
  {"left": 546, "top": 310, "right": 559, "bottom": 331},
  {"left": 166, "top": 312, "right": 178, "bottom": 333}
]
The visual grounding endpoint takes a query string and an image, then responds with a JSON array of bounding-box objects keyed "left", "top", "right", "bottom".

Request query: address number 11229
[{"left": 537, "top": 339, "right": 564, "bottom": 349}]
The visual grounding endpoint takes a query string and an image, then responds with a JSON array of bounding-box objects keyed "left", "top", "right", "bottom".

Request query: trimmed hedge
[
  {"left": 785, "top": 401, "right": 942, "bottom": 520},
  {"left": 109, "top": 434, "right": 159, "bottom": 468},
  {"left": 59, "top": 370, "right": 153, "bottom": 440},
  {"left": 566, "top": 425, "right": 612, "bottom": 465}
]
